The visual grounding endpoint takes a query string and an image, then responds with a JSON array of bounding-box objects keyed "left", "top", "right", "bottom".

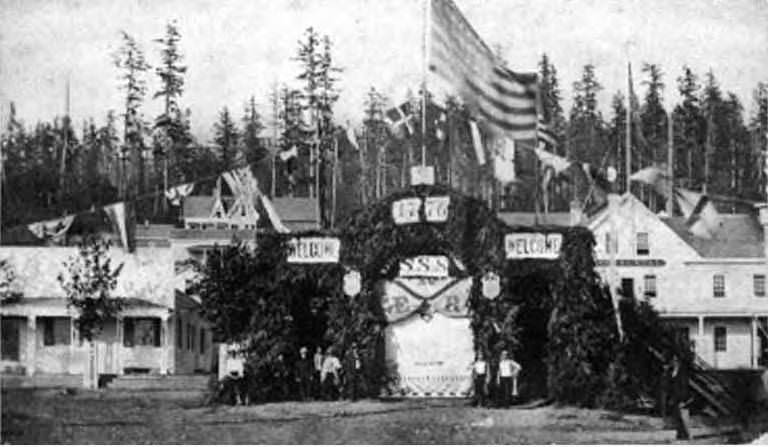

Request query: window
[
  {"left": 643, "top": 275, "right": 657, "bottom": 299},
  {"left": 199, "top": 328, "right": 206, "bottom": 354},
  {"left": 604, "top": 233, "right": 618, "bottom": 254},
  {"left": 714, "top": 326, "right": 727, "bottom": 352},
  {"left": 713, "top": 274, "right": 726, "bottom": 298},
  {"left": 620, "top": 278, "right": 635, "bottom": 298},
  {"left": 123, "top": 318, "right": 161, "bottom": 347},
  {"left": 755, "top": 275, "right": 766, "bottom": 297},
  {"left": 176, "top": 318, "right": 183, "bottom": 349},
  {"left": 636, "top": 232, "right": 649, "bottom": 256},
  {"left": 40, "top": 317, "right": 71, "bottom": 346}
]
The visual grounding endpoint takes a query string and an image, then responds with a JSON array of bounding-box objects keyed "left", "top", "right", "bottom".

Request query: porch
[{"left": 1, "top": 298, "right": 172, "bottom": 377}]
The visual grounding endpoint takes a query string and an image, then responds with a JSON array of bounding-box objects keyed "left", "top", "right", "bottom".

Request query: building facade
[{"left": 589, "top": 194, "right": 768, "bottom": 369}]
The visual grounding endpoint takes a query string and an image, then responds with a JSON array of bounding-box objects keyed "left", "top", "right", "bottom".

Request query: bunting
[
  {"left": 469, "top": 120, "right": 486, "bottom": 165},
  {"left": 27, "top": 215, "right": 75, "bottom": 243},
  {"left": 493, "top": 137, "right": 516, "bottom": 184}
]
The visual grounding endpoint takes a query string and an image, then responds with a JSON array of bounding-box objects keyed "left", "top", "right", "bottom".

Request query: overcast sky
[{"left": 1, "top": 0, "right": 766, "bottom": 141}]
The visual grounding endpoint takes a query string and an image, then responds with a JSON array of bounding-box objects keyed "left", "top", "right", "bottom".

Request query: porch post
[
  {"left": 26, "top": 316, "right": 36, "bottom": 376},
  {"left": 161, "top": 314, "right": 169, "bottom": 375},
  {"left": 752, "top": 316, "right": 758, "bottom": 368},
  {"left": 117, "top": 316, "right": 124, "bottom": 375},
  {"left": 697, "top": 315, "right": 705, "bottom": 360}
]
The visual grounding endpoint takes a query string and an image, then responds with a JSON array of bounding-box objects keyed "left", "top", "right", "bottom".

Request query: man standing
[
  {"left": 345, "top": 343, "right": 363, "bottom": 401},
  {"left": 321, "top": 347, "right": 342, "bottom": 400},
  {"left": 497, "top": 350, "right": 521, "bottom": 407},
  {"left": 295, "top": 346, "right": 313, "bottom": 401},
  {"left": 272, "top": 353, "right": 290, "bottom": 401},
  {"left": 313, "top": 346, "right": 324, "bottom": 399},
  {"left": 670, "top": 353, "right": 691, "bottom": 440},
  {"left": 472, "top": 351, "right": 489, "bottom": 407}
]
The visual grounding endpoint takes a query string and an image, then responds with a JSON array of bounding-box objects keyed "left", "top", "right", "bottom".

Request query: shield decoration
[
  {"left": 343, "top": 270, "right": 362, "bottom": 297},
  {"left": 481, "top": 271, "right": 500, "bottom": 300}
]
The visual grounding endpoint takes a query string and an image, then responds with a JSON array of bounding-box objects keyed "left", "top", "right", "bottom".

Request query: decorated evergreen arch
[{"left": 199, "top": 184, "right": 646, "bottom": 405}]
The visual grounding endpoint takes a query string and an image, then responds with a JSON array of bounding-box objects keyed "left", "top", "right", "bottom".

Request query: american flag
[
  {"left": 537, "top": 117, "right": 557, "bottom": 147},
  {"left": 429, "top": 0, "right": 539, "bottom": 140}
]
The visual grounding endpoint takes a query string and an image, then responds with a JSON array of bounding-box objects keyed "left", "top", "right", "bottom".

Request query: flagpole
[
  {"left": 625, "top": 62, "right": 632, "bottom": 194},
  {"left": 667, "top": 111, "right": 675, "bottom": 215},
  {"left": 420, "top": 0, "right": 430, "bottom": 167}
]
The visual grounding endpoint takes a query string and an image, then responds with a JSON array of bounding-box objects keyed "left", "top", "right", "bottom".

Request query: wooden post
[
  {"left": 667, "top": 112, "right": 675, "bottom": 215},
  {"left": 26, "top": 316, "right": 36, "bottom": 377}
]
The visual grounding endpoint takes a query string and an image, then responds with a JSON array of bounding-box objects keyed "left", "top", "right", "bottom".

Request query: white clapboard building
[{"left": 590, "top": 194, "right": 768, "bottom": 369}]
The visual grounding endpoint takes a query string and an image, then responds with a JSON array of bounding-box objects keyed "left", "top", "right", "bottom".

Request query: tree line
[{"left": 2, "top": 23, "right": 767, "bottom": 230}]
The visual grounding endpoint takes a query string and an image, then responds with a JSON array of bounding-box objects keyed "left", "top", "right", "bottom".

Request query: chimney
[
  {"left": 757, "top": 203, "right": 768, "bottom": 261},
  {"left": 570, "top": 199, "right": 584, "bottom": 226}
]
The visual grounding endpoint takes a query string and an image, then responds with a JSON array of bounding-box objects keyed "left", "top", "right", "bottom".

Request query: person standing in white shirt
[
  {"left": 321, "top": 347, "right": 342, "bottom": 400},
  {"left": 472, "top": 351, "right": 489, "bottom": 407},
  {"left": 496, "top": 350, "right": 521, "bottom": 407}
]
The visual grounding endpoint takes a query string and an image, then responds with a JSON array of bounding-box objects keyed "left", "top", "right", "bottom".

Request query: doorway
[{"left": 1, "top": 316, "right": 24, "bottom": 361}]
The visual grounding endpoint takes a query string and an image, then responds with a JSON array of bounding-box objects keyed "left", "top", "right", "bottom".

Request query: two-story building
[
  {"left": 0, "top": 192, "right": 320, "bottom": 379},
  {"left": 589, "top": 194, "right": 768, "bottom": 369}
]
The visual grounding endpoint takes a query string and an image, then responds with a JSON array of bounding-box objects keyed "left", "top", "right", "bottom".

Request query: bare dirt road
[{"left": 0, "top": 388, "right": 745, "bottom": 444}]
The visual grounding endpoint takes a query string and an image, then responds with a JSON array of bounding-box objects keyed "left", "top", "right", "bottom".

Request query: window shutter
[{"left": 124, "top": 319, "right": 134, "bottom": 347}]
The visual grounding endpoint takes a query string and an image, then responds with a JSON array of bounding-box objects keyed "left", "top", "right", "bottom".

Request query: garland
[{"left": 199, "top": 184, "right": 675, "bottom": 407}]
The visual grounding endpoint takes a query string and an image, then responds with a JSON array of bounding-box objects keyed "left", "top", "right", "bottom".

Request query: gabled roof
[
  {"left": 660, "top": 214, "right": 765, "bottom": 258},
  {"left": 497, "top": 212, "right": 572, "bottom": 227},
  {"left": 183, "top": 196, "right": 235, "bottom": 219},
  {"left": 272, "top": 197, "right": 320, "bottom": 227}
]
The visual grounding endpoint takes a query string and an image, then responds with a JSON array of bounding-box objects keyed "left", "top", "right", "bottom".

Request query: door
[
  {"left": 94, "top": 341, "right": 118, "bottom": 374},
  {"left": 1, "top": 317, "right": 23, "bottom": 361}
]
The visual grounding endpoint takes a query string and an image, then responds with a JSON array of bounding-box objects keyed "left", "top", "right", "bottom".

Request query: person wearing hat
[
  {"left": 313, "top": 346, "right": 324, "bottom": 399},
  {"left": 344, "top": 343, "right": 363, "bottom": 401},
  {"left": 496, "top": 350, "right": 521, "bottom": 407},
  {"left": 295, "top": 346, "right": 314, "bottom": 401}
]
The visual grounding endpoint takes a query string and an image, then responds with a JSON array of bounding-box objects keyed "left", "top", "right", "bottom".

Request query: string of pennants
[{"left": 13, "top": 161, "right": 288, "bottom": 252}]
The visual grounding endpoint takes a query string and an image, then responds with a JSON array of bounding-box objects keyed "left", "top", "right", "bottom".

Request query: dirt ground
[{"left": 0, "top": 388, "right": 748, "bottom": 444}]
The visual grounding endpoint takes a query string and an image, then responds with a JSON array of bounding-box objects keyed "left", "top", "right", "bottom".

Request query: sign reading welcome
[
  {"left": 287, "top": 237, "right": 340, "bottom": 263},
  {"left": 505, "top": 233, "right": 562, "bottom": 260}
]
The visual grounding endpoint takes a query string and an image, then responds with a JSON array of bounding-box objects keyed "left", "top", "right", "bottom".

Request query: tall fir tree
[
  {"left": 242, "top": 96, "right": 266, "bottom": 164},
  {"left": 153, "top": 20, "right": 188, "bottom": 200},
  {"left": 749, "top": 82, "right": 768, "bottom": 199},
  {"left": 113, "top": 31, "right": 150, "bottom": 200},
  {"left": 640, "top": 63, "right": 668, "bottom": 165},
  {"left": 213, "top": 107, "right": 240, "bottom": 172},
  {"left": 672, "top": 66, "right": 705, "bottom": 190}
]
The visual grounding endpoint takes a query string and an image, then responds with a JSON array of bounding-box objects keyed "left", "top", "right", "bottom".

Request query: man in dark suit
[{"left": 295, "top": 346, "right": 314, "bottom": 401}]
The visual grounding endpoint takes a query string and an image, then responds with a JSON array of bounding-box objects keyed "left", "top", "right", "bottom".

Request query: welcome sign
[
  {"left": 286, "top": 237, "right": 340, "bottom": 263},
  {"left": 505, "top": 233, "right": 562, "bottom": 260}
]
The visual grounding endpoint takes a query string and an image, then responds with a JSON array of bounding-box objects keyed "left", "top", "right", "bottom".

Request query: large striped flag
[
  {"left": 537, "top": 117, "right": 557, "bottom": 147},
  {"left": 429, "top": 0, "right": 539, "bottom": 140}
]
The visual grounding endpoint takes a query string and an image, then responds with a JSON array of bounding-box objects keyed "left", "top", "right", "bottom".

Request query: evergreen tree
[
  {"left": 640, "top": 63, "right": 668, "bottom": 165},
  {"left": 213, "top": 107, "right": 240, "bottom": 172},
  {"left": 568, "top": 64, "right": 607, "bottom": 202},
  {"left": 672, "top": 66, "right": 705, "bottom": 190},
  {"left": 113, "top": 30, "right": 150, "bottom": 199},
  {"left": 153, "top": 21, "right": 188, "bottom": 202},
  {"left": 538, "top": 53, "right": 566, "bottom": 149},
  {"left": 749, "top": 82, "right": 768, "bottom": 199},
  {"left": 242, "top": 96, "right": 267, "bottom": 164}
]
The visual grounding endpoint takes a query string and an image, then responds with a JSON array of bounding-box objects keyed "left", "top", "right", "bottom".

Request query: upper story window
[
  {"left": 713, "top": 274, "right": 726, "bottom": 298},
  {"left": 636, "top": 232, "right": 649, "bottom": 256},
  {"left": 643, "top": 275, "right": 657, "bottom": 299},
  {"left": 604, "top": 232, "right": 617, "bottom": 254},
  {"left": 755, "top": 274, "right": 766, "bottom": 298}
]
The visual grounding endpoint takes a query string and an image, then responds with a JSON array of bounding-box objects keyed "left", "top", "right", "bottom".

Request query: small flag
[
  {"left": 435, "top": 112, "right": 447, "bottom": 140},
  {"left": 675, "top": 188, "right": 722, "bottom": 239},
  {"left": 469, "top": 120, "right": 486, "bottom": 165},
  {"left": 279, "top": 145, "right": 298, "bottom": 162},
  {"left": 27, "top": 215, "right": 75, "bottom": 242},
  {"left": 629, "top": 165, "right": 671, "bottom": 198},
  {"left": 164, "top": 183, "right": 195, "bottom": 206},
  {"left": 345, "top": 122, "right": 359, "bottom": 150},
  {"left": 103, "top": 202, "right": 136, "bottom": 252},
  {"left": 384, "top": 102, "right": 415, "bottom": 138}
]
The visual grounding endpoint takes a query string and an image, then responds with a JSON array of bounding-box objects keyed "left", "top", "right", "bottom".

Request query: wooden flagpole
[{"left": 421, "top": 0, "right": 430, "bottom": 167}]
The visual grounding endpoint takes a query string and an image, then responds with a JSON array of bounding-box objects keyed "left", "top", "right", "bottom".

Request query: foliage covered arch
[{"left": 198, "top": 184, "right": 632, "bottom": 405}]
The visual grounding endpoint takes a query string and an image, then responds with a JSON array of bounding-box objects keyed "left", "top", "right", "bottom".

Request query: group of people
[
  {"left": 291, "top": 344, "right": 365, "bottom": 401},
  {"left": 471, "top": 350, "right": 522, "bottom": 408}
]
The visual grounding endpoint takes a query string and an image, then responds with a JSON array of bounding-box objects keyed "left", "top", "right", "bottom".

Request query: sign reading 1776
[{"left": 391, "top": 196, "right": 450, "bottom": 225}]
